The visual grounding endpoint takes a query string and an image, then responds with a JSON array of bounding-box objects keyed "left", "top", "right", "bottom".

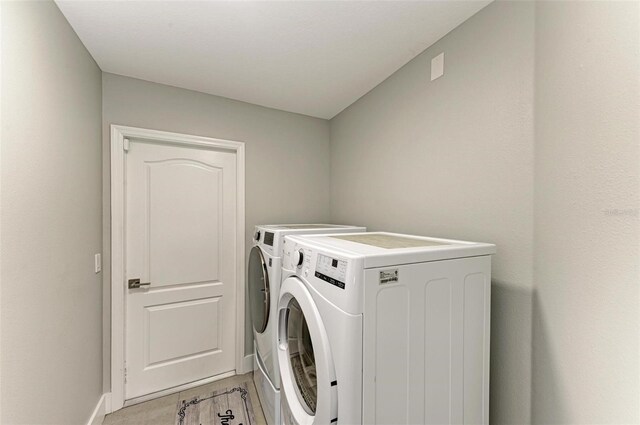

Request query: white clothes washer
[
  {"left": 247, "top": 224, "right": 365, "bottom": 425},
  {"left": 277, "top": 232, "right": 495, "bottom": 425}
]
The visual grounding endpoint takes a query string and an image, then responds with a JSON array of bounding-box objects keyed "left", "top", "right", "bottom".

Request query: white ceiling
[{"left": 56, "top": 1, "right": 491, "bottom": 119}]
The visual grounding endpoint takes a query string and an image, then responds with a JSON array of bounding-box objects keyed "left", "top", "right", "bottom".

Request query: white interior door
[{"left": 125, "top": 138, "right": 237, "bottom": 399}]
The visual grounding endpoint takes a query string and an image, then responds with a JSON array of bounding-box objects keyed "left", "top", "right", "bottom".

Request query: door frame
[{"left": 109, "top": 124, "right": 246, "bottom": 411}]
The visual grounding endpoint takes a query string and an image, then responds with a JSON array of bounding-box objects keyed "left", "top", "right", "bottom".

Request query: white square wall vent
[{"left": 431, "top": 52, "right": 445, "bottom": 81}]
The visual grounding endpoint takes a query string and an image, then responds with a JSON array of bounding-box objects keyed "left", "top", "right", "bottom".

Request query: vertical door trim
[{"left": 109, "top": 125, "right": 246, "bottom": 412}]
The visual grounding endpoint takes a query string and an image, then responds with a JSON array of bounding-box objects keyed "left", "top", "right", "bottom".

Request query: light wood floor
[{"left": 103, "top": 372, "right": 267, "bottom": 425}]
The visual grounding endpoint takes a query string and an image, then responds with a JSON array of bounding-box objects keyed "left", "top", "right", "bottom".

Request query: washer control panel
[{"left": 315, "top": 253, "right": 348, "bottom": 289}]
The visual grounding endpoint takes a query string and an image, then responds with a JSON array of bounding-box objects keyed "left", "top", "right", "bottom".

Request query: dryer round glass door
[
  {"left": 277, "top": 277, "right": 338, "bottom": 425},
  {"left": 286, "top": 297, "right": 317, "bottom": 414},
  {"left": 248, "top": 246, "right": 269, "bottom": 333}
]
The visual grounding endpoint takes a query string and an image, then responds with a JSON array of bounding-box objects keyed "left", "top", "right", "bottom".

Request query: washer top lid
[
  {"left": 289, "top": 232, "right": 496, "bottom": 268},
  {"left": 331, "top": 233, "right": 449, "bottom": 249},
  {"left": 260, "top": 224, "right": 358, "bottom": 230}
]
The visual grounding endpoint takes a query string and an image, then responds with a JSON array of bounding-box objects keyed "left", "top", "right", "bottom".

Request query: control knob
[
  {"left": 292, "top": 249, "right": 304, "bottom": 267},
  {"left": 254, "top": 230, "right": 261, "bottom": 241}
]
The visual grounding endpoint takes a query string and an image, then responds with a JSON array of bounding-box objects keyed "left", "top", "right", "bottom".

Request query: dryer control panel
[{"left": 315, "top": 253, "right": 348, "bottom": 289}]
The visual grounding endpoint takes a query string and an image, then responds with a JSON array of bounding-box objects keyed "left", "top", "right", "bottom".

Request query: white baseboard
[
  {"left": 243, "top": 353, "right": 255, "bottom": 373},
  {"left": 87, "top": 393, "right": 111, "bottom": 425}
]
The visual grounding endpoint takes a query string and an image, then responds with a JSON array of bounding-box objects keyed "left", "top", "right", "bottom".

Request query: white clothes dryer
[
  {"left": 247, "top": 224, "right": 365, "bottom": 425},
  {"left": 277, "top": 232, "right": 495, "bottom": 425}
]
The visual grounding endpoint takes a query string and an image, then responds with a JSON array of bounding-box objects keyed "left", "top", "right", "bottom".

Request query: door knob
[{"left": 128, "top": 278, "right": 151, "bottom": 289}]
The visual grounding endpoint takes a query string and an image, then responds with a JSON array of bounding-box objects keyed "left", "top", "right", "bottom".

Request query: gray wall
[
  {"left": 532, "top": 2, "right": 640, "bottom": 423},
  {"left": 101, "top": 73, "right": 331, "bottom": 390},
  {"left": 330, "top": 2, "right": 535, "bottom": 424},
  {"left": 0, "top": 1, "right": 103, "bottom": 424},
  {"left": 330, "top": 1, "right": 640, "bottom": 423}
]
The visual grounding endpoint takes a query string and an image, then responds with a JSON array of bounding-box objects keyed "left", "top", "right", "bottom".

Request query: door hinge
[
  {"left": 123, "top": 138, "right": 130, "bottom": 152},
  {"left": 124, "top": 366, "right": 128, "bottom": 384}
]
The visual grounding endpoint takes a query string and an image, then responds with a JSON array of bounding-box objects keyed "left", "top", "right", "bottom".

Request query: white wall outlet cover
[
  {"left": 95, "top": 253, "right": 102, "bottom": 274},
  {"left": 431, "top": 52, "right": 445, "bottom": 81}
]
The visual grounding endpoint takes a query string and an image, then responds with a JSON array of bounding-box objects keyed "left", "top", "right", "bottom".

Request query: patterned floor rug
[{"left": 176, "top": 382, "right": 256, "bottom": 425}]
